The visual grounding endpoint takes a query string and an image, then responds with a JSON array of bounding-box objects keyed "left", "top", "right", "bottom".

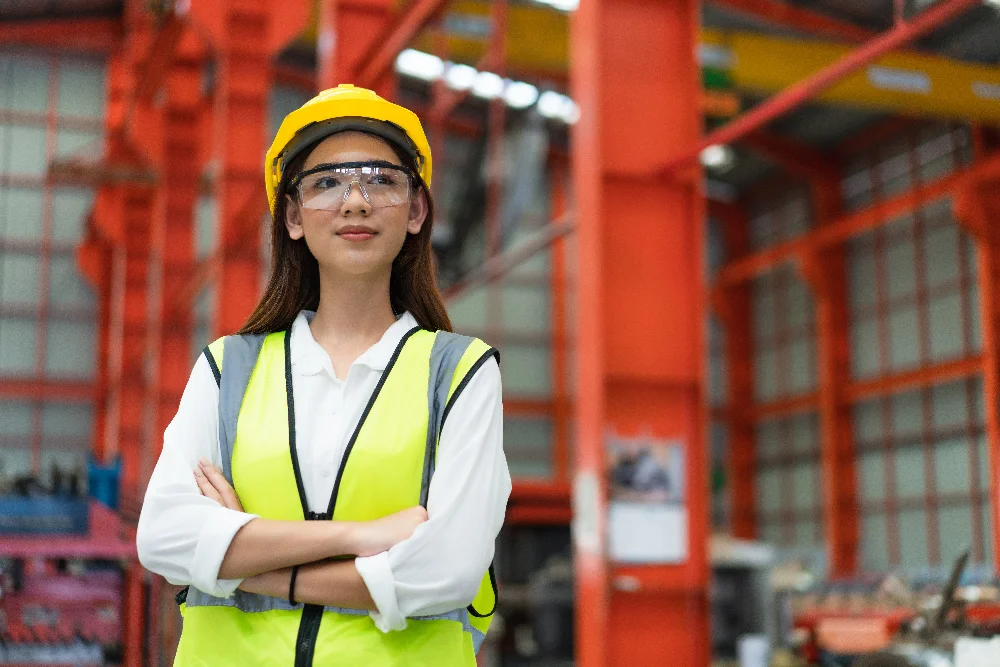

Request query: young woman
[{"left": 137, "top": 84, "right": 510, "bottom": 666}]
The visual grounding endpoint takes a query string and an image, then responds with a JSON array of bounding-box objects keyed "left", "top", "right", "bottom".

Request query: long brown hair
[{"left": 237, "top": 133, "right": 453, "bottom": 335}]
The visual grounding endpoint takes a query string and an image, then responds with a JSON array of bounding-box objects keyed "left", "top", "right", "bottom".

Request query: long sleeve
[
  {"left": 136, "top": 355, "right": 258, "bottom": 597},
  {"left": 354, "top": 357, "right": 510, "bottom": 631}
]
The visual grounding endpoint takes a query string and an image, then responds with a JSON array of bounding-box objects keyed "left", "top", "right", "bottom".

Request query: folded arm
[
  {"left": 354, "top": 357, "right": 511, "bottom": 631},
  {"left": 239, "top": 561, "right": 376, "bottom": 610},
  {"left": 137, "top": 356, "right": 424, "bottom": 596}
]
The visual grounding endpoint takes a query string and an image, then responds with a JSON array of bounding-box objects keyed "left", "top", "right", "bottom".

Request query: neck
[{"left": 310, "top": 267, "right": 397, "bottom": 349}]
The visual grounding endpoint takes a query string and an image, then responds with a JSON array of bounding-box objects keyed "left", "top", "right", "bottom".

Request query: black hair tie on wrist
[{"left": 289, "top": 565, "right": 300, "bottom": 606}]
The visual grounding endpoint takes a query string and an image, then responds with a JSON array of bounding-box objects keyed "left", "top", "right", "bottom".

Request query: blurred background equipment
[{"left": 4, "top": 0, "right": 1000, "bottom": 666}]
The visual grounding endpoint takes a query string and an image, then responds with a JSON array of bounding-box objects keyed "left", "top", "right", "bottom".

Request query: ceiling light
[
  {"left": 444, "top": 63, "right": 478, "bottom": 91},
  {"left": 559, "top": 98, "right": 580, "bottom": 124},
  {"left": 547, "top": 0, "right": 579, "bottom": 10},
  {"left": 504, "top": 81, "right": 539, "bottom": 109},
  {"left": 699, "top": 144, "right": 736, "bottom": 172},
  {"left": 472, "top": 71, "right": 505, "bottom": 99},
  {"left": 537, "top": 91, "right": 565, "bottom": 119},
  {"left": 395, "top": 49, "right": 444, "bottom": 81}
]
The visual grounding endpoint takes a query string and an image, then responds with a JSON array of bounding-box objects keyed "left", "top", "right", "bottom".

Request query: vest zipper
[{"left": 291, "top": 328, "right": 420, "bottom": 667}]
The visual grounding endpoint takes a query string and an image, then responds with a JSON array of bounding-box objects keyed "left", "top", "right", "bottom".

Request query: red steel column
[
  {"left": 954, "top": 135, "right": 1000, "bottom": 572},
  {"left": 157, "top": 29, "right": 204, "bottom": 458},
  {"left": 799, "top": 178, "right": 859, "bottom": 577},
  {"left": 214, "top": 3, "right": 270, "bottom": 335},
  {"left": 188, "top": 0, "right": 307, "bottom": 335},
  {"left": 317, "top": 0, "right": 396, "bottom": 96},
  {"left": 146, "top": 28, "right": 211, "bottom": 664},
  {"left": 571, "top": 1, "right": 709, "bottom": 665}
]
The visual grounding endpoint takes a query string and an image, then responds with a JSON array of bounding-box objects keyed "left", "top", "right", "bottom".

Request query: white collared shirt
[{"left": 136, "top": 310, "right": 510, "bottom": 632}]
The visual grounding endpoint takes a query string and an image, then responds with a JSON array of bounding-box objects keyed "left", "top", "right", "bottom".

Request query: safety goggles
[{"left": 290, "top": 160, "right": 414, "bottom": 211}]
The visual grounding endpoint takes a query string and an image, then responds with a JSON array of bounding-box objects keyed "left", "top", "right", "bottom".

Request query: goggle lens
[{"left": 296, "top": 163, "right": 412, "bottom": 211}]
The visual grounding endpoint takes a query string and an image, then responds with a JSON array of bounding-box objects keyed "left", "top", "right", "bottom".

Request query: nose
[{"left": 340, "top": 180, "right": 371, "bottom": 217}]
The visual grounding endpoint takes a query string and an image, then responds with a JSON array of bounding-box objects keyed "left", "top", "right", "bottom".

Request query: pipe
[
  {"left": 443, "top": 214, "right": 575, "bottom": 302},
  {"left": 663, "top": 0, "right": 982, "bottom": 172}
]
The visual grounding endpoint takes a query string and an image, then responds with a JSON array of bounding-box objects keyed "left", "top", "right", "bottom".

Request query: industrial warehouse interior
[{"left": 6, "top": 0, "right": 1000, "bottom": 666}]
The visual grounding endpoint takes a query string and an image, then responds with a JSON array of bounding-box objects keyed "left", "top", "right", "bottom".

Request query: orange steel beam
[
  {"left": 710, "top": 201, "right": 756, "bottom": 540},
  {"left": 0, "top": 17, "right": 123, "bottom": 53},
  {"left": 749, "top": 392, "right": 820, "bottom": 420},
  {"left": 800, "top": 176, "right": 858, "bottom": 577},
  {"left": 507, "top": 505, "right": 574, "bottom": 525},
  {"left": 717, "top": 151, "right": 1000, "bottom": 285},
  {"left": 105, "top": 9, "right": 159, "bottom": 667},
  {"left": 318, "top": 0, "right": 396, "bottom": 96},
  {"left": 663, "top": 0, "right": 981, "bottom": 173},
  {"left": 507, "top": 480, "right": 573, "bottom": 525},
  {"left": 187, "top": 0, "right": 307, "bottom": 336},
  {"left": 274, "top": 62, "right": 317, "bottom": 92},
  {"left": 353, "top": 0, "right": 452, "bottom": 89},
  {"left": 152, "top": 28, "right": 205, "bottom": 481},
  {"left": 846, "top": 355, "right": 983, "bottom": 403},
  {"left": 0, "top": 378, "right": 94, "bottom": 401},
  {"left": 706, "top": 0, "right": 873, "bottom": 42},
  {"left": 833, "top": 117, "right": 924, "bottom": 159},
  {"left": 572, "top": 0, "right": 709, "bottom": 665},
  {"left": 955, "top": 142, "right": 1000, "bottom": 572},
  {"left": 443, "top": 214, "right": 575, "bottom": 301},
  {"left": 133, "top": 13, "right": 187, "bottom": 104},
  {"left": 746, "top": 355, "right": 986, "bottom": 418},
  {"left": 742, "top": 131, "right": 841, "bottom": 184}
]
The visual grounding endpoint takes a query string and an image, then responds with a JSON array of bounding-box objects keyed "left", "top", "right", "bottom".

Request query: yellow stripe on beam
[{"left": 404, "top": 1, "right": 1000, "bottom": 124}]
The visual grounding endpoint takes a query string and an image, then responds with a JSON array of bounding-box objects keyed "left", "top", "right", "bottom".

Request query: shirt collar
[{"left": 289, "top": 310, "right": 420, "bottom": 376}]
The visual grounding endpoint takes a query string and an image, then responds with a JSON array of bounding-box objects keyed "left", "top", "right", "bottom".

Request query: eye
[
  {"left": 368, "top": 172, "right": 399, "bottom": 186},
  {"left": 312, "top": 175, "right": 343, "bottom": 190}
]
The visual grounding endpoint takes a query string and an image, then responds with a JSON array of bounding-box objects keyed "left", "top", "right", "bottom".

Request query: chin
[{"left": 324, "top": 252, "right": 394, "bottom": 277}]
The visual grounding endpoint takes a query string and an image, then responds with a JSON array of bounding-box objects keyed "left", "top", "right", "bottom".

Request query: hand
[
  {"left": 352, "top": 506, "right": 428, "bottom": 557},
  {"left": 194, "top": 458, "right": 244, "bottom": 512}
]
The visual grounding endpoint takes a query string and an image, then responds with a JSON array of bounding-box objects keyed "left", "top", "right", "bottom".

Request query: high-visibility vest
[{"left": 173, "top": 324, "right": 499, "bottom": 667}]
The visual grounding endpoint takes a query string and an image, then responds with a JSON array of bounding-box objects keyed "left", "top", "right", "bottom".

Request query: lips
[{"left": 336, "top": 225, "right": 377, "bottom": 241}]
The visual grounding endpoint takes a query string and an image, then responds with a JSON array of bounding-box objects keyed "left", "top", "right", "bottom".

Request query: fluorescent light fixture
[
  {"left": 444, "top": 63, "right": 478, "bottom": 91},
  {"left": 536, "top": 0, "right": 578, "bottom": 10},
  {"left": 699, "top": 44, "right": 734, "bottom": 70},
  {"left": 537, "top": 91, "right": 580, "bottom": 124},
  {"left": 973, "top": 81, "right": 1000, "bottom": 101},
  {"left": 395, "top": 49, "right": 444, "bottom": 81},
  {"left": 700, "top": 144, "right": 735, "bottom": 171},
  {"left": 560, "top": 98, "right": 580, "bottom": 124},
  {"left": 866, "top": 65, "right": 930, "bottom": 95},
  {"left": 472, "top": 71, "right": 505, "bottom": 99},
  {"left": 986, "top": 0, "right": 1000, "bottom": 7},
  {"left": 537, "top": 90, "right": 565, "bottom": 119},
  {"left": 504, "top": 81, "right": 539, "bottom": 109}
]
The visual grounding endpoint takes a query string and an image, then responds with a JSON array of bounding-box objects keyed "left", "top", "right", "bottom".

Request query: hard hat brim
[{"left": 277, "top": 117, "right": 424, "bottom": 183}]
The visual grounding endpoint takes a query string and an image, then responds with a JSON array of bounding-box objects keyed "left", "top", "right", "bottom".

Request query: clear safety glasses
[{"left": 291, "top": 160, "right": 414, "bottom": 211}]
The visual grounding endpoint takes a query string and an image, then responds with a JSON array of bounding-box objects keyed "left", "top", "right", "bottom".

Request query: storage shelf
[{"left": 0, "top": 501, "right": 135, "bottom": 560}]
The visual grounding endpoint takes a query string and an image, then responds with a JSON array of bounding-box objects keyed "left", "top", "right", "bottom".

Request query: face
[{"left": 284, "top": 131, "right": 428, "bottom": 278}]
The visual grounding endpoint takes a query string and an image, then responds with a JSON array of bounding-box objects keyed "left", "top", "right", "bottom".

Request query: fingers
[
  {"left": 198, "top": 459, "right": 244, "bottom": 512},
  {"left": 193, "top": 465, "right": 225, "bottom": 505}
]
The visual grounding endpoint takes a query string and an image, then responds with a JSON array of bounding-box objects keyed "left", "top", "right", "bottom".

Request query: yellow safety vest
[{"left": 173, "top": 322, "right": 498, "bottom": 667}]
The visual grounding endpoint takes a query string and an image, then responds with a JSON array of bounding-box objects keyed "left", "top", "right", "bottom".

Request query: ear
[
  {"left": 406, "top": 187, "right": 429, "bottom": 235},
  {"left": 285, "top": 194, "right": 305, "bottom": 240}
]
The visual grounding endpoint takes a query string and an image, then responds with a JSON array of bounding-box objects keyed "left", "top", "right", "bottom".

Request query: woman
[{"left": 137, "top": 84, "right": 510, "bottom": 667}]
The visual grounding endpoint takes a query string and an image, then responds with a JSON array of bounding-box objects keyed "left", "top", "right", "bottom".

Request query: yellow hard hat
[{"left": 264, "top": 84, "right": 433, "bottom": 215}]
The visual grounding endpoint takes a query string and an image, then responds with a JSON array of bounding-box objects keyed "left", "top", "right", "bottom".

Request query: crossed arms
[{"left": 192, "top": 459, "right": 426, "bottom": 610}]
